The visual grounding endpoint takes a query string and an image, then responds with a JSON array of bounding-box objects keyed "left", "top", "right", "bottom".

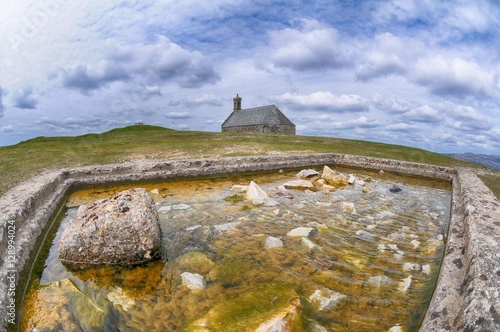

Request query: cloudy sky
[{"left": 0, "top": 0, "right": 499, "bottom": 153}]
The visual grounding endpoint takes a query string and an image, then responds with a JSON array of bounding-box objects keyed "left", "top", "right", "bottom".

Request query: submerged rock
[
  {"left": 265, "top": 236, "right": 284, "bottom": 248},
  {"left": 389, "top": 186, "right": 403, "bottom": 193},
  {"left": 58, "top": 188, "right": 162, "bottom": 267},
  {"left": 213, "top": 221, "right": 241, "bottom": 235},
  {"left": 255, "top": 297, "right": 303, "bottom": 332},
  {"left": 181, "top": 272, "right": 207, "bottom": 290},
  {"left": 342, "top": 202, "right": 356, "bottom": 214},
  {"left": 398, "top": 275, "right": 412, "bottom": 292},
  {"left": 286, "top": 227, "right": 313, "bottom": 237},
  {"left": 309, "top": 289, "right": 347, "bottom": 311},
  {"left": 177, "top": 252, "right": 214, "bottom": 274},
  {"left": 23, "top": 278, "right": 106, "bottom": 331},
  {"left": 108, "top": 287, "right": 136, "bottom": 310},
  {"left": 301, "top": 237, "right": 319, "bottom": 251},
  {"left": 366, "top": 275, "right": 392, "bottom": 289},
  {"left": 267, "top": 186, "right": 294, "bottom": 198},
  {"left": 187, "top": 282, "right": 302, "bottom": 331}
]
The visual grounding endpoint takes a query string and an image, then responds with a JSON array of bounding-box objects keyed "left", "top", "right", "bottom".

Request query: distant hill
[{"left": 447, "top": 153, "right": 500, "bottom": 170}]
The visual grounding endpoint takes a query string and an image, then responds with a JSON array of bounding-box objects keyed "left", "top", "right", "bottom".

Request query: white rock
[
  {"left": 297, "top": 169, "right": 320, "bottom": 178},
  {"left": 265, "top": 236, "right": 284, "bottom": 248},
  {"left": 301, "top": 237, "right": 318, "bottom": 251},
  {"left": 255, "top": 316, "right": 286, "bottom": 332},
  {"left": 173, "top": 204, "right": 191, "bottom": 210},
  {"left": 398, "top": 275, "right": 412, "bottom": 292},
  {"left": 246, "top": 181, "right": 276, "bottom": 206},
  {"left": 158, "top": 206, "right": 172, "bottom": 214},
  {"left": 342, "top": 202, "right": 356, "bottom": 214},
  {"left": 267, "top": 187, "right": 294, "bottom": 199},
  {"left": 181, "top": 272, "right": 206, "bottom": 290},
  {"left": 394, "top": 251, "right": 404, "bottom": 260},
  {"left": 286, "top": 227, "right": 313, "bottom": 237},
  {"left": 107, "top": 287, "right": 135, "bottom": 310},
  {"left": 186, "top": 225, "right": 202, "bottom": 232},
  {"left": 309, "top": 289, "right": 347, "bottom": 311},
  {"left": 411, "top": 239, "right": 421, "bottom": 249},
  {"left": 356, "top": 230, "right": 374, "bottom": 242},
  {"left": 387, "top": 244, "right": 399, "bottom": 251},
  {"left": 347, "top": 174, "right": 356, "bottom": 184},
  {"left": 388, "top": 325, "right": 403, "bottom": 332},
  {"left": 150, "top": 189, "right": 159, "bottom": 195},
  {"left": 376, "top": 211, "right": 396, "bottom": 219},
  {"left": 213, "top": 221, "right": 241, "bottom": 235},
  {"left": 309, "top": 322, "right": 328, "bottom": 332},
  {"left": 366, "top": 275, "right": 392, "bottom": 288},
  {"left": 422, "top": 264, "right": 431, "bottom": 275},
  {"left": 403, "top": 262, "right": 421, "bottom": 272},
  {"left": 316, "top": 202, "right": 333, "bottom": 207},
  {"left": 230, "top": 185, "right": 249, "bottom": 192},
  {"left": 283, "top": 179, "right": 316, "bottom": 191}
]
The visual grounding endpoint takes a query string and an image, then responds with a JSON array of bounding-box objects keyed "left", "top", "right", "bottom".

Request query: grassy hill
[{"left": 1, "top": 125, "right": 498, "bottom": 198}]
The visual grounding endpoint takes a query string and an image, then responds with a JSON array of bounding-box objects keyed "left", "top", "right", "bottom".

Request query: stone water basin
[{"left": 21, "top": 167, "right": 451, "bottom": 331}]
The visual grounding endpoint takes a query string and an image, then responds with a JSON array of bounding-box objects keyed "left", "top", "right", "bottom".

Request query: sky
[{"left": 0, "top": 0, "right": 499, "bottom": 154}]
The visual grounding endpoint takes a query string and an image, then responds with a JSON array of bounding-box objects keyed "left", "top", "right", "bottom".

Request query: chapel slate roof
[{"left": 221, "top": 105, "right": 295, "bottom": 128}]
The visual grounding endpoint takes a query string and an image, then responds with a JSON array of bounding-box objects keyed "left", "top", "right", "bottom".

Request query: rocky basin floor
[{"left": 21, "top": 167, "right": 451, "bottom": 331}]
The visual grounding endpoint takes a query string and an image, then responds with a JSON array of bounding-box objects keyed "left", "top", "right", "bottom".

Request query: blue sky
[{"left": 0, "top": 0, "right": 499, "bottom": 153}]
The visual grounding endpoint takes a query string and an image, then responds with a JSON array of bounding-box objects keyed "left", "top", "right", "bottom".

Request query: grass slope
[{"left": 1, "top": 125, "right": 497, "bottom": 198}]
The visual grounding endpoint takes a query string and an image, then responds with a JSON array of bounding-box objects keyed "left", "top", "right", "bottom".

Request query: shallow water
[{"left": 21, "top": 167, "right": 451, "bottom": 331}]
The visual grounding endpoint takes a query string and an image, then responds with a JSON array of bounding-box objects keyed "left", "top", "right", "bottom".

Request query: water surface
[{"left": 21, "top": 167, "right": 451, "bottom": 331}]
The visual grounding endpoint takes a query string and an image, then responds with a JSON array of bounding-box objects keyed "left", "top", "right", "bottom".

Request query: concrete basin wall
[{"left": 0, "top": 153, "right": 498, "bottom": 331}]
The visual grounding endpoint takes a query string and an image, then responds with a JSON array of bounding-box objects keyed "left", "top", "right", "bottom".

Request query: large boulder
[{"left": 58, "top": 188, "right": 162, "bottom": 267}]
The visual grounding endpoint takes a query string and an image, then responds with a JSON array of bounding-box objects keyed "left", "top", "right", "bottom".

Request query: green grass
[
  {"left": 0, "top": 125, "right": 496, "bottom": 198},
  {"left": 478, "top": 174, "right": 500, "bottom": 200}
]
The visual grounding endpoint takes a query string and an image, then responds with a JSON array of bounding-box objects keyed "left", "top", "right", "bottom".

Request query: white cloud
[
  {"left": 269, "top": 19, "right": 351, "bottom": 71},
  {"left": 413, "top": 55, "right": 496, "bottom": 98},
  {"left": 58, "top": 36, "right": 220, "bottom": 94},
  {"left": 386, "top": 123, "right": 418, "bottom": 132},
  {"left": 401, "top": 105, "right": 442, "bottom": 123},
  {"left": 165, "top": 112, "right": 191, "bottom": 119},
  {"left": 330, "top": 116, "right": 381, "bottom": 129},
  {"left": 440, "top": 101, "right": 492, "bottom": 131},
  {"left": 169, "top": 94, "right": 224, "bottom": 108},
  {"left": 0, "top": 86, "right": 5, "bottom": 117},
  {"left": 444, "top": 2, "right": 499, "bottom": 35},
  {"left": 13, "top": 87, "right": 38, "bottom": 109},
  {"left": 270, "top": 91, "right": 369, "bottom": 113},
  {"left": 371, "top": 94, "right": 415, "bottom": 114},
  {"left": 0, "top": 125, "right": 14, "bottom": 133},
  {"left": 355, "top": 33, "right": 415, "bottom": 81}
]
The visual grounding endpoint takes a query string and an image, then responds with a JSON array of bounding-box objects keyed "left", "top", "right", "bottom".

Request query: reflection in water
[{"left": 21, "top": 167, "right": 451, "bottom": 331}]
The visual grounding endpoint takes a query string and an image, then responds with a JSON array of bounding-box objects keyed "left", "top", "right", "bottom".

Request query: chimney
[{"left": 233, "top": 94, "right": 242, "bottom": 112}]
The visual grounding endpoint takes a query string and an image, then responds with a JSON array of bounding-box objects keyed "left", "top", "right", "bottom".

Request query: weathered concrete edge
[{"left": 0, "top": 153, "right": 498, "bottom": 331}]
